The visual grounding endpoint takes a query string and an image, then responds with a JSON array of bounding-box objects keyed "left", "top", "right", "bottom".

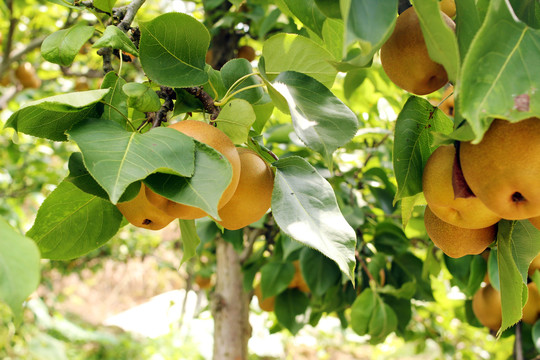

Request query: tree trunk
[{"left": 212, "top": 237, "right": 251, "bottom": 360}]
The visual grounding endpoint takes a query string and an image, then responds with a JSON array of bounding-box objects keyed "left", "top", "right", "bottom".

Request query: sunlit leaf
[
  {"left": 27, "top": 181, "right": 123, "bottom": 260},
  {"left": 68, "top": 119, "right": 195, "bottom": 204},
  {"left": 271, "top": 156, "right": 357, "bottom": 281},
  {"left": 459, "top": 0, "right": 540, "bottom": 142},
  {"left": 41, "top": 23, "right": 95, "bottom": 66},
  {"left": 93, "top": 25, "right": 139, "bottom": 56}
]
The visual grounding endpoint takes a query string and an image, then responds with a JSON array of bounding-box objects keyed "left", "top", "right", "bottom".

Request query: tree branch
[
  {"left": 117, "top": 0, "right": 146, "bottom": 32},
  {"left": 184, "top": 86, "right": 221, "bottom": 120}
]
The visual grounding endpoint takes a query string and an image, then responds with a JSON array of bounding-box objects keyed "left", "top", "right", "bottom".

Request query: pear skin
[
  {"left": 472, "top": 284, "right": 502, "bottom": 331},
  {"left": 116, "top": 183, "right": 175, "bottom": 230},
  {"left": 460, "top": 118, "right": 540, "bottom": 220},
  {"left": 522, "top": 282, "right": 540, "bottom": 325},
  {"left": 423, "top": 145, "right": 501, "bottom": 229},
  {"left": 380, "top": 7, "right": 455, "bottom": 95},
  {"left": 216, "top": 148, "right": 274, "bottom": 230},
  {"left": 424, "top": 206, "right": 496, "bottom": 258}
]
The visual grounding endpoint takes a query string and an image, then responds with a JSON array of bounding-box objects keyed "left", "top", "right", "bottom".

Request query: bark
[{"left": 212, "top": 237, "right": 251, "bottom": 360}]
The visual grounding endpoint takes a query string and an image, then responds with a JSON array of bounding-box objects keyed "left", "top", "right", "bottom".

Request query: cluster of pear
[
  {"left": 472, "top": 254, "right": 540, "bottom": 331},
  {"left": 254, "top": 260, "right": 310, "bottom": 312},
  {"left": 117, "top": 120, "right": 274, "bottom": 231},
  {"left": 380, "top": 1, "right": 455, "bottom": 95},
  {"left": 423, "top": 117, "right": 540, "bottom": 258}
]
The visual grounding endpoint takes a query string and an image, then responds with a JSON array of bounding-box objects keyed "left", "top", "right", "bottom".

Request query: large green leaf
[
  {"left": 410, "top": 0, "right": 460, "bottom": 82},
  {"left": 100, "top": 72, "right": 129, "bottom": 128},
  {"left": 459, "top": 0, "right": 540, "bottom": 142},
  {"left": 262, "top": 33, "right": 337, "bottom": 88},
  {"left": 144, "top": 141, "right": 232, "bottom": 220},
  {"left": 92, "top": 25, "right": 139, "bottom": 56},
  {"left": 392, "top": 96, "right": 453, "bottom": 201},
  {"left": 343, "top": 0, "right": 398, "bottom": 67},
  {"left": 283, "top": 0, "right": 326, "bottom": 37},
  {"left": 67, "top": 119, "right": 195, "bottom": 204},
  {"left": 220, "top": 59, "right": 264, "bottom": 104},
  {"left": 139, "top": 13, "right": 209, "bottom": 87},
  {"left": 215, "top": 99, "right": 256, "bottom": 144},
  {"left": 455, "top": 0, "right": 483, "bottom": 62},
  {"left": 0, "top": 217, "right": 40, "bottom": 321},
  {"left": 4, "top": 89, "right": 110, "bottom": 141},
  {"left": 299, "top": 247, "right": 341, "bottom": 297},
  {"left": 497, "top": 220, "right": 540, "bottom": 333},
  {"left": 322, "top": 18, "right": 345, "bottom": 61},
  {"left": 260, "top": 262, "right": 296, "bottom": 298},
  {"left": 273, "top": 71, "right": 359, "bottom": 164},
  {"left": 369, "top": 297, "right": 398, "bottom": 344},
  {"left": 41, "top": 23, "right": 95, "bottom": 66},
  {"left": 351, "top": 288, "right": 377, "bottom": 335},
  {"left": 271, "top": 156, "right": 357, "bottom": 281},
  {"left": 27, "top": 181, "right": 123, "bottom": 260},
  {"left": 274, "top": 289, "right": 310, "bottom": 334}
]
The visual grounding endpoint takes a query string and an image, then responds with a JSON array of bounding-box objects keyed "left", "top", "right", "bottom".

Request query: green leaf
[
  {"left": 4, "top": 89, "right": 110, "bottom": 141},
  {"left": 533, "top": 320, "right": 540, "bottom": 352},
  {"left": 322, "top": 18, "right": 345, "bottom": 60},
  {"left": 215, "top": 99, "right": 256, "bottom": 144},
  {"left": 92, "top": 25, "right": 139, "bottom": 56},
  {"left": 260, "top": 262, "right": 296, "bottom": 298},
  {"left": 273, "top": 71, "right": 359, "bottom": 163},
  {"left": 410, "top": 0, "right": 460, "bottom": 82},
  {"left": 93, "top": 0, "right": 117, "bottom": 13},
  {"left": 373, "top": 221, "right": 410, "bottom": 255},
  {"left": 252, "top": 101, "right": 275, "bottom": 134},
  {"left": 283, "top": 0, "right": 326, "bottom": 37},
  {"left": 343, "top": 69, "right": 368, "bottom": 100},
  {"left": 455, "top": 0, "right": 483, "bottom": 62},
  {"left": 274, "top": 288, "right": 310, "bottom": 334},
  {"left": 123, "top": 83, "right": 161, "bottom": 112},
  {"left": 459, "top": 0, "right": 540, "bottom": 142},
  {"left": 257, "top": 57, "right": 289, "bottom": 114},
  {"left": 377, "top": 282, "right": 417, "bottom": 299},
  {"left": 139, "top": 13, "right": 209, "bottom": 87},
  {"left": 271, "top": 156, "right": 357, "bottom": 280},
  {"left": 369, "top": 299, "right": 398, "bottom": 344},
  {"left": 343, "top": 0, "right": 398, "bottom": 67},
  {"left": 41, "top": 23, "right": 95, "bottom": 66},
  {"left": 497, "top": 220, "right": 540, "bottom": 333},
  {"left": 262, "top": 33, "right": 337, "bottom": 88},
  {"left": 144, "top": 141, "right": 232, "bottom": 219},
  {"left": 27, "top": 181, "right": 123, "bottom": 260},
  {"left": 220, "top": 59, "right": 264, "bottom": 104},
  {"left": 392, "top": 96, "right": 453, "bottom": 201},
  {"left": 351, "top": 288, "right": 377, "bottom": 335},
  {"left": 65, "top": 152, "right": 140, "bottom": 202},
  {"left": 299, "top": 247, "right": 341, "bottom": 297},
  {"left": 400, "top": 193, "right": 425, "bottom": 229},
  {"left": 100, "top": 72, "right": 129, "bottom": 128},
  {"left": 0, "top": 217, "right": 40, "bottom": 321},
  {"left": 179, "top": 220, "right": 200, "bottom": 265},
  {"left": 67, "top": 119, "right": 195, "bottom": 204},
  {"left": 315, "top": 0, "right": 341, "bottom": 18}
]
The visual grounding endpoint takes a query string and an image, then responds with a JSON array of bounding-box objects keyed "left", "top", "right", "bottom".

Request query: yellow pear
[
  {"left": 472, "top": 284, "right": 502, "bottom": 331},
  {"left": 528, "top": 252, "right": 540, "bottom": 277},
  {"left": 216, "top": 148, "right": 274, "bottom": 230},
  {"left": 423, "top": 206, "right": 496, "bottom": 258},
  {"left": 522, "top": 282, "right": 540, "bottom": 325},
  {"left": 116, "top": 183, "right": 175, "bottom": 230},
  {"left": 460, "top": 118, "right": 540, "bottom": 220},
  {"left": 254, "top": 283, "right": 275, "bottom": 312},
  {"left": 380, "top": 7, "right": 455, "bottom": 95},
  {"left": 146, "top": 120, "right": 241, "bottom": 220},
  {"left": 439, "top": 0, "right": 456, "bottom": 17},
  {"left": 423, "top": 145, "right": 501, "bottom": 229},
  {"left": 287, "top": 260, "right": 310, "bottom": 293}
]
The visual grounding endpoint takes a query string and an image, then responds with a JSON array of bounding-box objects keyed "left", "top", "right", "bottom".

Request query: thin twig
[
  {"left": 184, "top": 86, "right": 221, "bottom": 120},
  {"left": 239, "top": 228, "right": 265, "bottom": 264}
]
